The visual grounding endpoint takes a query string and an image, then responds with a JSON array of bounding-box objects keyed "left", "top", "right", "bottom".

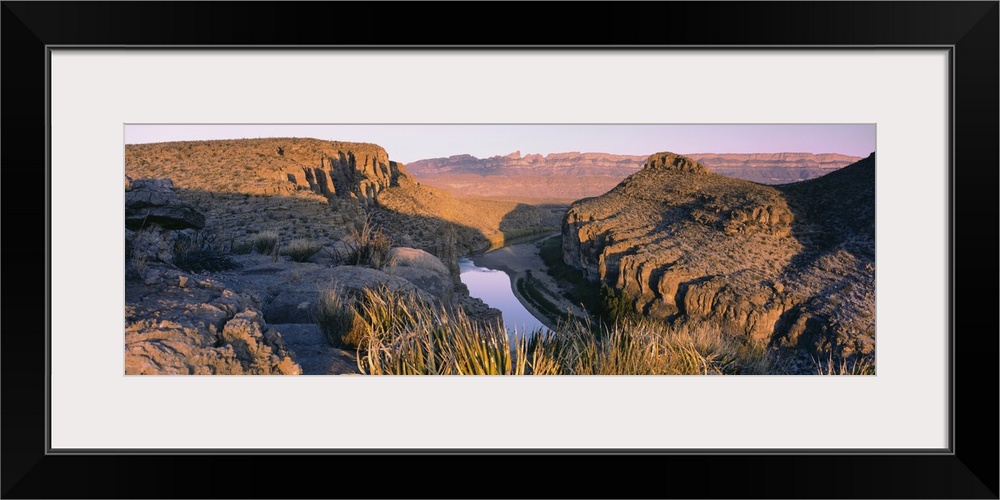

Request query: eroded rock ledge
[{"left": 562, "top": 152, "right": 876, "bottom": 359}]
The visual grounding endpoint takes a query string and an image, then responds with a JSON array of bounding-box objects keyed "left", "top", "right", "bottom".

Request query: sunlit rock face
[{"left": 562, "top": 152, "right": 876, "bottom": 360}]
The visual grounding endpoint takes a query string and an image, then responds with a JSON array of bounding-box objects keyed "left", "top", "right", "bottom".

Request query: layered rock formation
[
  {"left": 125, "top": 138, "right": 405, "bottom": 206},
  {"left": 562, "top": 152, "right": 875, "bottom": 360},
  {"left": 405, "top": 151, "right": 862, "bottom": 199}
]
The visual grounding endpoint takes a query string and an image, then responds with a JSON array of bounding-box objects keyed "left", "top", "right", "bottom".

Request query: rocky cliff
[
  {"left": 405, "top": 151, "right": 862, "bottom": 199},
  {"left": 126, "top": 138, "right": 406, "bottom": 206},
  {"left": 125, "top": 138, "right": 561, "bottom": 260},
  {"left": 562, "top": 152, "right": 876, "bottom": 360}
]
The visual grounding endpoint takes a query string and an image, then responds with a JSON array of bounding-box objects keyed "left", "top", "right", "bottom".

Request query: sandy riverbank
[{"left": 470, "top": 234, "right": 587, "bottom": 329}]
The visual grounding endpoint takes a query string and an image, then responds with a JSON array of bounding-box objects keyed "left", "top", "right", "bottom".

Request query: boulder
[
  {"left": 125, "top": 268, "right": 301, "bottom": 375},
  {"left": 260, "top": 265, "right": 427, "bottom": 324},
  {"left": 383, "top": 247, "right": 454, "bottom": 301},
  {"left": 125, "top": 178, "right": 205, "bottom": 230}
]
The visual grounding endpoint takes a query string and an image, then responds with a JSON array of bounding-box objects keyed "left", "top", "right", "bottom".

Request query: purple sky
[{"left": 125, "top": 124, "right": 875, "bottom": 164}]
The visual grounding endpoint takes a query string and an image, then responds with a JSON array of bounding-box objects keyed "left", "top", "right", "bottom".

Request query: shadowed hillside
[{"left": 125, "top": 138, "right": 561, "bottom": 259}]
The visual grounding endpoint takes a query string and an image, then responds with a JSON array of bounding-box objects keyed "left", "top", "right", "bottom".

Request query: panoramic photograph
[{"left": 124, "top": 124, "right": 876, "bottom": 375}]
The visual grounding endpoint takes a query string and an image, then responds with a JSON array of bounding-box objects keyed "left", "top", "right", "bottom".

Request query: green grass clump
[
  {"left": 315, "top": 285, "right": 548, "bottom": 374},
  {"left": 320, "top": 285, "right": 782, "bottom": 375},
  {"left": 253, "top": 230, "right": 280, "bottom": 255},
  {"left": 284, "top": 239, "right": 323, "bottom": 262}
]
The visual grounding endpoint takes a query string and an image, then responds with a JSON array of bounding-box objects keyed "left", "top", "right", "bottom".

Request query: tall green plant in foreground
[{"left": 321, "top": 285, "right": 783, "bottom": 375}]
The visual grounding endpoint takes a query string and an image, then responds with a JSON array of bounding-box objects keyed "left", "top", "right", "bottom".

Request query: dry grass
[
  {"left": 314, "top": 288, "right": 370, "bottom": 349},
  {"left": 253, "top": 230, "right": 280, "bottom": 255},
  {"left": 813, "top": 353, "right": 876, "bottom": 375},
  {"left": 284, "top": 238, "right": 323, "bottom": 262},
  {"left": 340, "top": 216, "right": 392, "bottom": 269},
  {"left": 529, "top": 317, "right": 777, "bottom": 375}
]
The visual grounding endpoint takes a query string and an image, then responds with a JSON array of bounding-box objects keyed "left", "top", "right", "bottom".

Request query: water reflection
[{"left": 458, "top": 258, "right": 547, "bottom": 340}]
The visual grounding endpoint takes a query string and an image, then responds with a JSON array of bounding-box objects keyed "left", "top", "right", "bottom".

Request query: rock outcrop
[
  {"left": 257, "top": 263, "right": 434, "bottom": 325},
  {"left": 125, "top": 178, "right": 205, "bottom": 230},
  {"left": 383, "top": 247, "right": 454, "bottom": 302},
  {"left": 125, "top": 138, "right": 407, "bottom": 206},
  {"left": 125, "top": 267, "right": 301, "bottom": 375},
  {"left": 405, "top": 151, "right": 862, "bottom": 199},
  {"left": 125, "top": 178, "right": 208, "bottom": 266},
  {"left": 562, "top": 152, "right": 876, "bottom": 360}
]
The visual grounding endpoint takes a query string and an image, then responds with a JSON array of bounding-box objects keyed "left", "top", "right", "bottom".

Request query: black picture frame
[{"left": 3, "top": 2, "right": 997, "bottom": 498}]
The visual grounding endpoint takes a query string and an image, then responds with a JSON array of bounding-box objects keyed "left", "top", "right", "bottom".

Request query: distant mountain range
[{"left": 405, "top": 151, "right": 863, "bottom": 200}]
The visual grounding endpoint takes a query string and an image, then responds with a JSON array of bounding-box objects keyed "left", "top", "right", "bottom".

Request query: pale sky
[{"left": 125, "top": 124, "right": 876, "bottom": 164}]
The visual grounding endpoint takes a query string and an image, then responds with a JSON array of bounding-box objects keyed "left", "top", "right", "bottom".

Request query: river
[{"left": 457, "top": 257, "right": 548, "bottom": 341}]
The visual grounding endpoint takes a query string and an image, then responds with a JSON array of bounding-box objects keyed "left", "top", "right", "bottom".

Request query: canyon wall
[{"left": 561, "top": 152, "right": 876, "bottom": 360}]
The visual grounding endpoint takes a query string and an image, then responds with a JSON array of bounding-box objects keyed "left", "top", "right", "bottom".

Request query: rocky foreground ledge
[{"left": 124, "top": 177, "right": 499, "bottom": 375}]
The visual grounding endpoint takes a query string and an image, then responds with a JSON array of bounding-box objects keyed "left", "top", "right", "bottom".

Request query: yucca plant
[{"left": 326, "top": 285, "right": 786, "bottom": 375}]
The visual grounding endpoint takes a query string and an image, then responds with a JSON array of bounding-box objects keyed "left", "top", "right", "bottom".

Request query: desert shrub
[
  {"left": 600, "top": 285, "right": 640, "bottom": 324},
  {"left": 284, "top": 239, "right": 323, "bottom": 262},
  {"left": 342, "top": 216, "right": 392, "bottom": 269},
  {"left": 253, "top": 230, "right": 280, "bottom": 255},
  {"left": 173, "top": 230, "right": 238, "bottom": 272},
  {"left": 315, "top": 288, "right": 368, "bottom": 349}
]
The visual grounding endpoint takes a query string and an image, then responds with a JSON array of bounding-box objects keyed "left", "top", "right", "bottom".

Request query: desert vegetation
[
  {"left": 313, "top": 283, "right": 784, "bottom": 375},
  {"left": 338, "top": 216, "right": 393, "bottom": 269}
]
